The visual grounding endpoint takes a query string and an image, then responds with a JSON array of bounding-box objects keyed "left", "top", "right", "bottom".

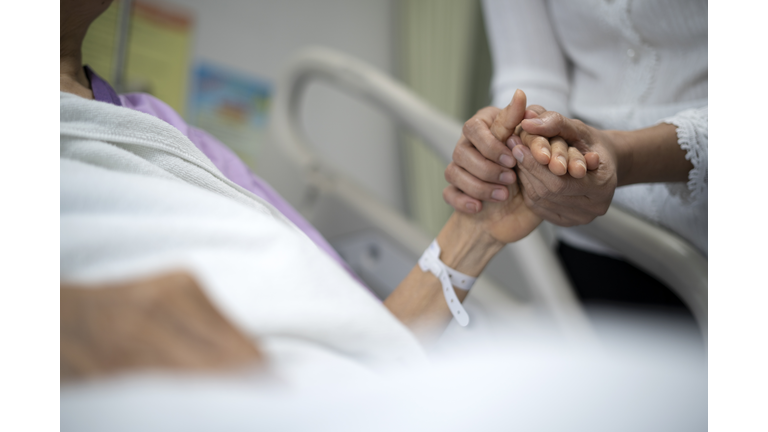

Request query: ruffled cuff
[{"left": 658, "top": 106, "right": 708, "bottom": 204}]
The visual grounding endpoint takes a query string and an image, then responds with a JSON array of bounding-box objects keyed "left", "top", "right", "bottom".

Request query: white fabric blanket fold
[
  {"left": 60, "top": 92, "right": 291, "bottom": 225},
  {"left": 60, "top": 92, "right": 426, "bottom": 375}
]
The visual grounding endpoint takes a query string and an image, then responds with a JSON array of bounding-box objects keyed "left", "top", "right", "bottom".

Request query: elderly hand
[
  {"left": 443, "top": 89, "right": 530, "bottom": 213},
  {"left": 443, "top": 110, "right": 515, "bottom": 211},
  {"left": 467, "top": 181, "right": 543, "bottom": 245},
  {"left": 513, "top": 111, "right": 619, "bottom": 226},
  {"left": 447, "top": 89, "right": 542, "bottom": 244}
]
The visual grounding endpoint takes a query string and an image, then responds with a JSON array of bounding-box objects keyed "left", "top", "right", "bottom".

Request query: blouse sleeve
[
  {"left": 658, "top": 106, "right": 708, "bottom": 204},
  {"left": 482, "top": 0, "right": 571, "bottom": 115}
]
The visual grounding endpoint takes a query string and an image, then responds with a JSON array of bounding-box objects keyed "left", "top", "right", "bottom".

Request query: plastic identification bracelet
[{"left": 418, "top": 240, "right": 477, "bottom": 327}]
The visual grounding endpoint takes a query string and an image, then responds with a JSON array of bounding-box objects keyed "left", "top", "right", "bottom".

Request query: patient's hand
[
  {"left": 446, "top": 89, "right": 542, "bottom": 244},
  {"left": 61, "top": 271, "right": 263, "bottom": 381},
  {"left": 466, "top": 183, "right": 542, "bottom": 245}
]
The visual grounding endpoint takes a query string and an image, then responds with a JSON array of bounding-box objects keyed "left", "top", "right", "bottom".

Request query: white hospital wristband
[{"left": 417, "top": 240, "right": 477, "bottom": 327}]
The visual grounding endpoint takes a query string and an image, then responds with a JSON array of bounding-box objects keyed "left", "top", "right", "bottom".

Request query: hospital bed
[
  {"left": 258, "top": 47, "right": 708, "bottom": 339},
  {"left": 60, "top": 47, "right": 708, "bottom": 432}
]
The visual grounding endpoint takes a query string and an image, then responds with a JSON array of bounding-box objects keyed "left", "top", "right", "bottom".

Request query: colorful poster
[{"left": 188, "top": 63, "right": 272, "bottom": 171}]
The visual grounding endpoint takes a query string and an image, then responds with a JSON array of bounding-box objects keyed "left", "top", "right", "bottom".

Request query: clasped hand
[{"left": 444, "top": 89, "right": 621, "bottom": 227}]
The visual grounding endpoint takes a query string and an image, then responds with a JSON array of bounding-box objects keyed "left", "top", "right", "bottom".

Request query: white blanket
[
  {"left": 60, "top": 92, "right": 706, "bottom": 431},
  {"left": 60, "top": 92, "right": 426, "bottom": 380}
]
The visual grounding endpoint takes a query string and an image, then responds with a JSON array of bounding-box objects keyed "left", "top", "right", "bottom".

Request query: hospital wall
[{"left": 172, "top": 0, "right": 405, "bottom": 212}]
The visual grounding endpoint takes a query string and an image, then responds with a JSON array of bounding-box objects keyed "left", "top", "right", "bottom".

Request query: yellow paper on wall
[
  {"left": 81, "top": 1, "right": 119, "bottom": 82},
  {"left": 126, "top": 2, "right": 192, "bottom": 115},
  {"left": 81, "top": 1, "right": 193, "bottom": 116}
]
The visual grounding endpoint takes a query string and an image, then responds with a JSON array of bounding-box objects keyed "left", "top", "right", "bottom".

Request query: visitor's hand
[
  {"left": 513, "top": 111, "right": 620, "bottom": 226},
  {"left": 468, "top": 181, "right": 543, "bottom": 245},
  {"left": 511, "top": 105, "right": 600, "bottom": 178}
]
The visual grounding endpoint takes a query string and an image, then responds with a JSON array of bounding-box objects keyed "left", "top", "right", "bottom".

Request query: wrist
[
  {"left": 606, "top": 124, "right": 689, "bottom": 186},
  {"left": 435, "top": 212, "right": 505, "bottom": 277},
  {"left": 604, "top": 129, "right": 634, "bottom": 187}
]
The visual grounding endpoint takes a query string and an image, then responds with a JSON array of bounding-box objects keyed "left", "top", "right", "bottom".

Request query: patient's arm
[
  {"left": 384, "top": 188, "right": 541, "bottom": 343},
  {"left": 385, "top": 91, "right": 542, "bottom": 344},
  {"left": 61, "top": 271, "right": 263, "bottom": 381}
]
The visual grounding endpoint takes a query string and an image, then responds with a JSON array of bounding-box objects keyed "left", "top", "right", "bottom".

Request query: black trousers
[{"left": 556, "top": 241, "right": 695, "bottom": 319}]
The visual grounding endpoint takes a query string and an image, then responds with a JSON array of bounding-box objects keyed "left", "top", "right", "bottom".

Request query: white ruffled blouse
[{"left": 483, "top": 0, "right": 708, "bottom": 255}]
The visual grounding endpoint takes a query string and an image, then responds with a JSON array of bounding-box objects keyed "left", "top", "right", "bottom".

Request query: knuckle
[
  {"left": 554, "top": 113, "right": 567, "bottom": 130},
  {"left": 482, "top": 161, "right": 504, "bottom": 181},
  {"left": 476, "top": 184, "right": 496, "bottom": 201},
  {"left": 452, "top": 145, "right": 466, "bottom": 165},
  {"left": 444, "top": 163, "right": 457, "bottom": 183},
  {"left": 442, "top": 186, "right": 454, "bottom": 204},
  {"left": 462, "top": 176, "right": 493, "bottom": 201},
  {"left": 473, "top": 167, "right": 493, "bottom": 183},
  {"left": 477, "top": 139, "right": 495, "bottom": 157},
  {"left": 461, "top": 122, "right": 473, "bottom": 138},
  {"left": 522, "top": 133, "right": 538, "bottom": 149},
  {"left": 544, "top": 111, "right": 560, "bottom": 125},
  {"left": 463, "top": 118, "right": 483, "bottom": 136}
]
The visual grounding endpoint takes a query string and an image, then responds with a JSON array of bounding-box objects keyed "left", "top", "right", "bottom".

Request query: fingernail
[
  {"left": 577, "top": 160, "right": 587, "bottom": 170},
  {"left": 542, "top": 147, "right": 551, "bottom": 159},
  {"left": 491, "top": 188, "right": 507, "bottom": 201},
  {"left": 499, "top": 171, "right": 515, "bottom": 184},
  {"left": 499, "top": 154, "right": 515, "bottom": 168},
  {"left": 557, "top": 155, "right": 567, "bottom": 168},
  {"left": 527, "top": 118, "right": 544, "bottom": 126},
  {"left": 465, "top": 202, "right": 478, "bottom": 213},
  {"left": 513, "top": 146, "right": 524, "bottom": 162},
  {"left": 507, "top": 135, "right": 522, "bottom": 149}
]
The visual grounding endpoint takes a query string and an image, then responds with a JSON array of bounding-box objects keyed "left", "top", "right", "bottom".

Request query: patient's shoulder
[{"left": 119, "top": 93, "right": 185, "bottom": 129}]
